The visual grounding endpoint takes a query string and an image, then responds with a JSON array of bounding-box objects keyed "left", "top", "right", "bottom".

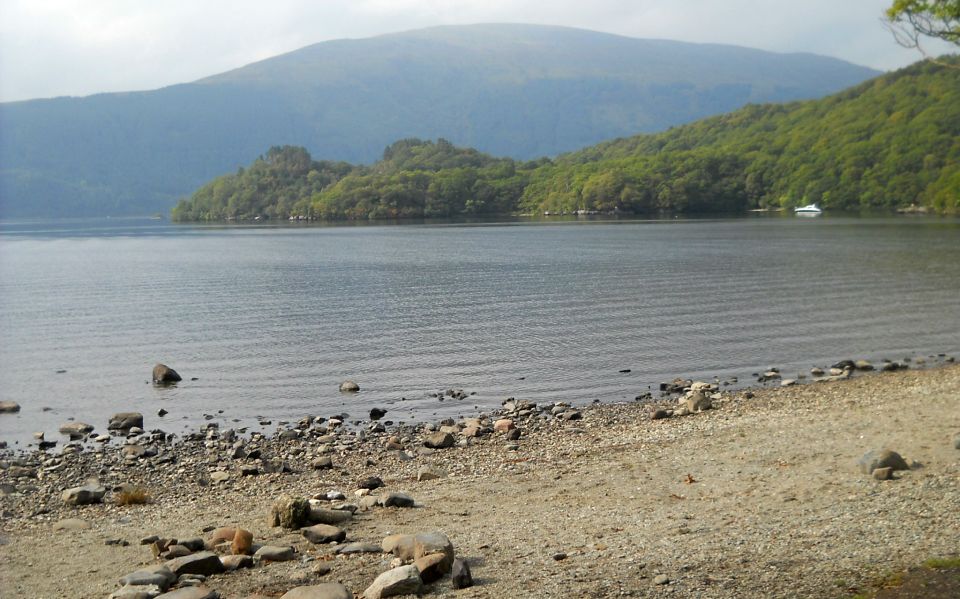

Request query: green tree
[{"left": 886, "top": 1, "right": 960, "bottom": 57}]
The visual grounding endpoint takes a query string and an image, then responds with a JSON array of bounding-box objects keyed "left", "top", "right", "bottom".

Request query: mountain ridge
[{"left": 0, "top": 23, "right": 880, "bottom": 218}]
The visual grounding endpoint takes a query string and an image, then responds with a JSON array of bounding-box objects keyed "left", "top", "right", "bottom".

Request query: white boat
[{"left": 794, "top": 203, "right": 822, "bottom": 215}]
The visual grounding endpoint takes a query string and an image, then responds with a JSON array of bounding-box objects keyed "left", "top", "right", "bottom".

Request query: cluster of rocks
[{"left": 649, "top": 381, "right": 723, "bottom": 420}]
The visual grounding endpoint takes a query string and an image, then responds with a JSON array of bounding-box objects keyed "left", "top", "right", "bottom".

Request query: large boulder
[
  {"left": 270, "top": 494, "right": 312, "bottom": 529},
  {"left": 413, "top": 531, "right": 455, "bottom": 571},
  {"left": 857, "top": 448, "right": 910, "bottom": 475},
  {"left": 363, "top": 565, "right": 422, "bottom": 599},
  {"left": 62, "top": 483, "right": 106, "bottom": 505},
  {"left": 280, "top": 583, "right": 352, "bottom": 599},
  {"left": 109, "top": 412, "right": 144, "bottom": 431},
  {"left": 0, "top": 401, "right": 21, "bottom": 413},
  {"left": 152, "top": 363, "right": 182, "bottom": 384}
]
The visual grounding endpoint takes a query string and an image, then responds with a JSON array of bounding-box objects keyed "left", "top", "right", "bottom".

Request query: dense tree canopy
[
  {"left": 887, "top": 0, "right": 960, "bottom": 50},
  {"left": 172, "top": 58, "right": 960, "bottom": 221}
]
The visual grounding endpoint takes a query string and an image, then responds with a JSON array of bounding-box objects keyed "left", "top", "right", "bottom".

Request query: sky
[{"left": 0, "top": 0, "right": 955, "bottom": 103}]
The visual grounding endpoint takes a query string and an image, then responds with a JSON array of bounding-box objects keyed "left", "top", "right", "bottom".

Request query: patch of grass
[
  {"left": 922, "top": 557, "right": 960, "bottom": 570},
  {"left": 115, "top": 486, "right": 151, "bottom": 506}
]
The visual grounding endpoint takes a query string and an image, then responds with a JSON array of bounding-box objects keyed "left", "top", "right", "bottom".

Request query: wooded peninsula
[{"left": 171, "top": 58, "right": 959, "bottom": 221}]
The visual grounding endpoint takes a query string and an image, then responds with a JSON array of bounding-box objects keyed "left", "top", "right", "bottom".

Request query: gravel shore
[{"left": 1, "top": 364, "right": 959, "bottom": 598}]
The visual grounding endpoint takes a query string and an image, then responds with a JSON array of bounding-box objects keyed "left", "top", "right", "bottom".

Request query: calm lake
[{"left": 1, "top": 216, "right": 959, "bottom": 447}]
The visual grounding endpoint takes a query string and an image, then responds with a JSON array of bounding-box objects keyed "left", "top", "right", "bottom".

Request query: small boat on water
[{"left": 794, "top": 203, "right": 822, "bottom": 215}]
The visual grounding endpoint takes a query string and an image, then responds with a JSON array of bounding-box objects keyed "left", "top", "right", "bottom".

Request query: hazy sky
[{"left": 0, "top": 0, "right": 955, "bottom": 102}]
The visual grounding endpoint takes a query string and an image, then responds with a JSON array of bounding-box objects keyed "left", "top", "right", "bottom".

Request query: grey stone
[
  {"left": 280, "top": 583, "right": 352, "bottom": 599},
  {"left": 210, "top": 471, "right": 230, "bottom": 484},
  {"left": 53, "top": 518, "right": 91, "bottom": 531},
  {"left": 154, "top": 587, "right": 218, "bottom": 599},
  {"left": 153, "top": 363, "right": 182, "bottom": 384},
  {"left": 451, "top": 558, "right": 473, "bottom": 589},
  {"left": 414, "top": 531, "right": 454, "bottom": 571},
  {"left": 302, "top": 523, "right": 346, "bottom": 544},
  {"left": 165, "top": 552, "right": 225, "bottom": 577},
  {"left": 854, "top": 359, "right": 874, "bottom": 371},
  {"left": 685, "top": 392, "right": 712, "bottom": 413},
  {"left": 254, "top": 545, "right": 296, "bottom": 562},
  {"left": 417, "top": 466, "right": 444, "bottom": 481},
  {"left": 109, "top": 412, "right": 144, "bottom": 431},
  {"left": 654, "top": 574, "right": 670, "bottom": 585},
  {"left": 423, "top": 432, "right": 455, "bottom": 449},
  {"left": 119, "top": 565, "right": 176, "bottom": 591},
  {"left": 335, "top": 542, "right": 381, "bottom": 554},
  {"left": 219, "top": 555, "right": 253, "bottom": 571},
  {"left": 313, "top": 456, "right": 333, "bottom": 470},
  {"left": 59, "top": 421, "right": 94, "bottom": 436},
  {"left": 873, "top": 467, "right": 894, "bottom": 480},
  {"left": 382, "top": 534, "right": 415, "bottom": 560},
  {"left": 110, "top": 584, "right": 163, "bottom": 599},
  {"left": 62, "top": 483, "right": 106, "bottom": 505},
  {"left": 380, "top": 492, "right": 415, "bottom": 508},
  {"left": 650, "top": 409, "right": 671, "bottom": 420},
  {"left": 857, "top": 448, "right": 910, "bottom": 475},
  {"left": 309, "top": 506, "right": 353, "bottom": 525},
  {"left": 339, "top": 380, "right": 360, "bottom": 393},
  {"left": 0, "top": 401, "right": 21, "bottom": 413},
  {"left": 363, "top": 565, "right": 423, "bottom": 599}
]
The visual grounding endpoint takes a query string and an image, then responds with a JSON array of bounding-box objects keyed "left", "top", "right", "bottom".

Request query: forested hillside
[
  {"left": 0, "top": 24, "right": 879, "bottom": 218},
  {"left": 172, "top": 58, "right": 960, "bottom": 221}
]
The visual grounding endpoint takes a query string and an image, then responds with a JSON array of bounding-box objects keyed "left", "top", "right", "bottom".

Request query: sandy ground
[{"left": 1, "top": 364, "right": 959, "bottom": 598}]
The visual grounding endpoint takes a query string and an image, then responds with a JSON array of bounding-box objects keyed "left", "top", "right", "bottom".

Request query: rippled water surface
[{"left": 1, "top": 216, "right": 958, "bottom": 446}]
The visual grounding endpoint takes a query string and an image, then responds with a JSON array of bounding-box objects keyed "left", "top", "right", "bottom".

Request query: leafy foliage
[
  {"left": 173, "top": 58, "right": 960, "bottom": 221},
  {"left": 887, "top": 0, "right": 960, "bottom": 49}
]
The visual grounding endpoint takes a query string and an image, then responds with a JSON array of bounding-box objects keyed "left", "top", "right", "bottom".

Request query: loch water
[{"left": 1, "top": 215, "right": 958, "bottom": 447}]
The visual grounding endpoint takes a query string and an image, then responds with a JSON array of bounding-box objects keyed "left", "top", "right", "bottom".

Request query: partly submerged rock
[{"left": 152, "top": 363, "right": 182, "bottom": 384}]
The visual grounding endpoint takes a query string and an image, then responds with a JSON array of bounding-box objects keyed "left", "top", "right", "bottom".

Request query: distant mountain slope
[
  {"left": 0, "top": 24, "right": 880, "bottom": 218},
  {"left": 171, "top": 58, "right": 960, "bottom": 221}
]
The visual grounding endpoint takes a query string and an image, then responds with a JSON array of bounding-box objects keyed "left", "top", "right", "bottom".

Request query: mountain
[
  {"left": 170, "top": 58, "right": 960, "bottom": 221},
  {"left": 0, "top": 24, "right": 880, "bottom": 218}
]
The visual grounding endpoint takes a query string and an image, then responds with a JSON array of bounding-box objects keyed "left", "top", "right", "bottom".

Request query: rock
[
  {"left": 309, "top": 506, "right": 353, "bottom": 525},
  {"left": 558, "top": 409, "right": 582, "bottom": 421},
  {"left": 650, "top": 409, "right": 671, "bottom": 420},
  {"left": 302, "top": 523, "right": 346, "bottom": 544},
  {"left": 280, "top": 583, "right": 352, "bottom": 599},
  {"left": 685, "top": 392, "right": 712, "bottom": 413},
  {"left": 493, "top": 419, "right": 515, "bottom": 433},
  {"left": 423, "top": 432, "right": 455, "bottom": 449},
  {"left": 451, "top": 559, "right": 473, "bottom": 589},
  {"left": 231, "top": 528, "right": 253, "bottom": 555},
  {"left": 119, "top": 565, "right": 176, "bottom": 591},
  {"left": 313, "top": 456, "right": 334, "bottom": 470},
  {"left": 165, "top": 552, "right": 225, "bottom": 577},
  {"left": 162, "top": 545, "right": 193, "bottom": 559},
  {"left": 110, "top": 584, "right": 163, "bottom": 599},
  {"left": 857, "top": 448, "right": 910, "bottom": 475},
  {"left": 780, "top": 379, "right": 797, "bottom": 387},
  {"left": 121, "top": 445, "right": 146, "bottom": 459},
  {"left": 380, "top": 492, "right": 416, "bottom": 508},
  {"left": 854, "top": 359, "right": 874, "bottom": 371},
  {"left": 873, "top": 467, "right": 894, "bottom": 480},
  {"left": 220, "top": 554, "right": 253, "bottom": 571},
  {"left": 831, "top": 359, "right": 855, "bottom": 371},
  {"left": 59, "top": 421, "right": 94, "bottom": 436},
  {"left": 109, "top": 412, "right": 144, "bottom": 431},
  {"left": 270, "top": 494, "right": 312, "bottom": 529},
  {"left": 254, "top": 545, "right": 296, "bottom": 562},
  {"left": 363, "top": 565, "right": 423, "bottom": 599},
  {"left": 461, "top": 426, "right": 481, "bottom": 438},
  {"left": 953, "top": 434, "right": 960, "bottom": 450},
  {"left": 0, "top": 401, "right": 21, "bottom": 413},
  {"left": 335, "top": 542, "right": 382, "bottom": 554},
  {"left": 417, "top": 466, "right": 445, "bottom": 481},
  {"left": 552, "top": 552, "right": 567, "bottom": 561},
  {"left": 358, "top": 476, "right": 384, "bottom": 490},
  {"left": 339, "top": 380, "right": 360, "bottom": 393},
  {"left": 382, "top": 534, "right": 416, "bottom": 560},
  {"left": 62, "top": 483, "right": 106, "bottom": 505},
  {"left": 153, "top": 587, "right": 218, "bottom": 599},
  {"left": 370, "top": 408, "right": 387, "bottom": 420},
  {"left": 210, "top": 471, "right": 230, "bottom": 484},
  {"left": 53, "top": 518, "right": 91, "bottom": 531},
  {"left": 152, "top": 363, "right": 181, "bottom": 384},
  {"left": 206, "top": 527, "right": 237, "bottom": 547},
  {"left": 414, "top": 531, "right": 454, "bottom": 571},
  {"left": 653, "top": 574, "right": 670, "bottom": 585},
  {"left": 810, "top": 367, "right": 825, "bottom": 376},
  {"left": 415, "top": 552, "right": 450, "bottom": 583}
]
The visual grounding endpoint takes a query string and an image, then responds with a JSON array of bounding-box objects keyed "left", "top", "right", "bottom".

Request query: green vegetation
[
  {"left": 0, "top": 24, "right": 879, "bottom": 218},
  {"left": 886, "top": 1, "right": 960, "bottom": 49},
  {"left": 174, "top": 58, "right": 960, "bottom": 221}
]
